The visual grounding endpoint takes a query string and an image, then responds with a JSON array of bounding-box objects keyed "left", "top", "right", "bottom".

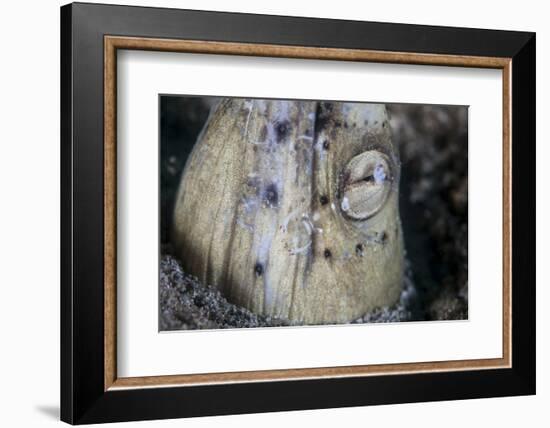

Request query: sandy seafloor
[{"left": 159, "top": 99, "right": 468, "bottom": 330}]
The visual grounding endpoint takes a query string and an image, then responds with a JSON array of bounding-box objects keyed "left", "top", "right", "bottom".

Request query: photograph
[
  {"left": 55, "top": 2, "right": 536, "bottom": 424},
  {"left": 159, "top": 96, "right": 468, "bottom": 330}
]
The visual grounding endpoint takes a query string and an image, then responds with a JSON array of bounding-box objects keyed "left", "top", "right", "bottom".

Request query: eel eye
[{"left": 340, "top": 150, "right": 393, "bottom": 220}]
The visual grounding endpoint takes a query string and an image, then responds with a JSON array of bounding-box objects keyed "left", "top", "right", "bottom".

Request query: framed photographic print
[{"left": 60, "top": 2, "right": 536, "bottom": 424}]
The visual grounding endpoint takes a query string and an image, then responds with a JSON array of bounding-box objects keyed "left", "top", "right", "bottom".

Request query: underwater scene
[{"left": 159, "top": 96, "right": 468, "bottom": 330}]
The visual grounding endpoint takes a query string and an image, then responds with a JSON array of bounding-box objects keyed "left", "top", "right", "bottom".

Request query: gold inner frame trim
[{"left": 104, "top": 35, "right": 512, "bottom": 391}]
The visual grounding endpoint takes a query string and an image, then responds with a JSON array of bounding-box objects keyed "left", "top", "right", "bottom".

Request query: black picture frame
[{"left": 61, "top": 2, "right": 535, "bottom": 424}]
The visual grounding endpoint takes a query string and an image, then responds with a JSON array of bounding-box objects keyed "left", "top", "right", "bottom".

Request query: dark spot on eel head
[
  {"left": 323, "top": 140, "right": 330, "bottom": 150},
  {"left": 315, "top": 102, "right": 334, "bottom": 132},
  {"left": 274, "top": 120, "right": 290, "bottom": 143},
  {"left": 254, "top": 263, "right": 264, "bottom": 276},
  {"left": 320, "top": 195, "right": 329, "bottom": 205},
  {"left": 380, "top": 231, "right": 388, "bottom": 243},
  {"left": 355, "top": 243, "right": 364, "bottom": 256},
  {"left": 263, "top": 183, "right": 279, "bottom": 207},
  {"left": 324, "top": 248, "right": 332, "bottom": 259}
]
